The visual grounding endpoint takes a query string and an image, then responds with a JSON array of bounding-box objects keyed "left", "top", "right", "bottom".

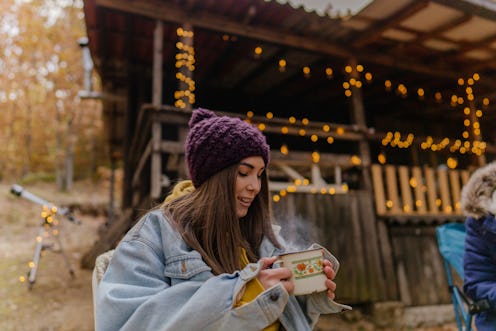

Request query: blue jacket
[
  {"left": 463, "top": 215, "right": 496, "bottom": 331},
  {"left": 95, "top": 210, "right": 351, "bottom": 331}
]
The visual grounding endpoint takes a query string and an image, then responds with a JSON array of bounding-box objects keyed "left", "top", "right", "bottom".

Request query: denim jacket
[{"left": 95, "top": 210, "right": 350, "bottom": 331}]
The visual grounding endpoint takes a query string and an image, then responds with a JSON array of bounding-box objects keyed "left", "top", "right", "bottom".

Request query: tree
[{"left": 0, "top": 0, "right": 106, "bottom": 189}]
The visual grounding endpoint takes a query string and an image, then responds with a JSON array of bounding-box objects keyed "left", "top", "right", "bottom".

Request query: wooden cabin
[{"left": 81, "top": 0, "right": 496, "bottom": 308}]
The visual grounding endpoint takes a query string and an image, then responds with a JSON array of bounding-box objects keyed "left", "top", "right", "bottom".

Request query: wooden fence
[{"left": 371, "top": 164, "right": 470, "bottom": 217}]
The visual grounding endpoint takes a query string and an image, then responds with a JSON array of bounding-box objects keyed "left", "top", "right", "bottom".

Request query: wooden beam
[{"left": 270, "top": 151, "right": 357, "bottom": 168}]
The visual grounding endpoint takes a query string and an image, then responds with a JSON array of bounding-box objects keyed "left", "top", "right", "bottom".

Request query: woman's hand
[
  {"left": 257, "top": 256, "right": 294, "bottom": 294},
  {"left": 323, "top": 259, "right": 337, "bottom": 300}
]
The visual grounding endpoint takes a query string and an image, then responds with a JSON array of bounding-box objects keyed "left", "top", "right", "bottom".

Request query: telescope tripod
[{"left": 26, "top": 206, "right": 75, "bottom": 290}]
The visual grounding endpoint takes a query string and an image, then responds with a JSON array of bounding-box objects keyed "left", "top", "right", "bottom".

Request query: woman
[{"left": 94, "top": 108, "right": 350, "bottom": 331}]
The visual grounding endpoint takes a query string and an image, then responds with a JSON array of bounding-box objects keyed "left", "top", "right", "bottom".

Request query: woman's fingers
[
  {"left": 257, "top": 261, "right": 294, "bottom": 294},
  {"left": 259, "top": 256, "right": 278, "bottom": 269},
  {"left": 323, "top": 261, "right": 336, "bottom": 280}
]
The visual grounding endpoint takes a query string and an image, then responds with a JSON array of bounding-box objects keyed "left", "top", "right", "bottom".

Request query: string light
[{"left": 174, "top": 27, "right": 196, "bottom": 109}]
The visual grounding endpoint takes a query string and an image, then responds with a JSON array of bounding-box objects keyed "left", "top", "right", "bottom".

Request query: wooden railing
[{"left": 371, "top": 164, "right": 470, "bottom": 217}]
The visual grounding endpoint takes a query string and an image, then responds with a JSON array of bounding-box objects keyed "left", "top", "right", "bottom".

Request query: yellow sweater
[{"left": 237, "top": 248, "right": 280, "bottom": 331}]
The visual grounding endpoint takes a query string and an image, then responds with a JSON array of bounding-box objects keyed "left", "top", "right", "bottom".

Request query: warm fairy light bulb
[
  {"left": 272, "top": 195, "right": 280, "bottom": 202},
  {"left": 254, "top": 46, "right": 262, "bottom": 55},
  {"left": 310, "top": 135, "right": 318, "bottom": 142},
  {"left": 322, "top": 124, "right": 330, "bottom": 132},
  {"left": 281, "top": 126, "right": 289, "bottom": 134},
  {"left": 289, "top": 116, "right": 296, "bottom": 124},
  {"left": 311, "top": 151, "right": 320, "bottom": 163},
  {"left": 351, "top": 155, "right": 362, "bottom": 165},
  {"left": 345, "top": 65, "right": 352, "bottom": 73},
  {"left": 301, "top": 118, "right": 309, "bottom": 125},
  {"left": 257, "top": 123, "right": 265, "bottom": 131},
  {"left": 280, "top": 144, "right": 288, "bottom": 155},
  {"left": 287, "top": 185, "right": 296, "bottom": 193},
  {"left": 266, "top": 112, "right": 273, "bottom": 119},
  {"left": 447, "top": 157, "right": 457, "bottom": 169},
  {"left": 327, "top": 137, "right": 334, "bottom": 144},
  {"left": 378, "top": 153, "right": 386, "bottom": 164},
  {"left": 298, "top": 129, "right": 306, "bottom": 136}
]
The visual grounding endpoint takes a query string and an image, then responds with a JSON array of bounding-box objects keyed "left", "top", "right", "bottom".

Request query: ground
[{"left": 0, "top": 180, "right": 459, "bottom": 331}]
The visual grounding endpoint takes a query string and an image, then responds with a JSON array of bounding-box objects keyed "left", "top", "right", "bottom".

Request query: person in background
[
  {"left": 461, "top": 161, "right": 496, "bottom": 331},
  {"left": 94, "top": 108, "right": 350, "bottom": 331}
]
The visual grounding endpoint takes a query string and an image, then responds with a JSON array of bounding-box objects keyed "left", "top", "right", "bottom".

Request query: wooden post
[
  {"left": 348, "top": 57, "right": 372, "bottom": 192},
  {"left": 151, "top": 20, "right": 163, "bottom": 199}
]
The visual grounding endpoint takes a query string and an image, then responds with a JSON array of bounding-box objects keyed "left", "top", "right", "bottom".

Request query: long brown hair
[{"left": 163, "top": 163, "right": 281, "bottom": 274}]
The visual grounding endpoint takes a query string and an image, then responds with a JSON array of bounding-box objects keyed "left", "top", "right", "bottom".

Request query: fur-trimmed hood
[{"left": 461, "top": 161, "right": 496, "bottom": 219}]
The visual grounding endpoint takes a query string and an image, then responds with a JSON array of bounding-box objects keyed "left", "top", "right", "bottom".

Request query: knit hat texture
[{"left": 185, "top": 108, "right": 270, "bottom": 187}]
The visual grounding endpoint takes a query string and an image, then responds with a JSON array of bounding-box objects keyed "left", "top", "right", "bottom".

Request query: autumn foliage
[{"left": 0, "top": 0, "right": 107, "bottom": 189}]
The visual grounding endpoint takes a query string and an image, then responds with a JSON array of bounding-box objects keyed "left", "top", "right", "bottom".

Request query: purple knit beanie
[{"left": 185, "top": 108, "right": 270, "bottom": 187}]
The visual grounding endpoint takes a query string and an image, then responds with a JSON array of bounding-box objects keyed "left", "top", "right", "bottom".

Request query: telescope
[
  {"left": 10, "top": 184, "right": 81, "bottom": 224},
  {"left": 10, "top": 184, "right": 81, "bottom": 289}
]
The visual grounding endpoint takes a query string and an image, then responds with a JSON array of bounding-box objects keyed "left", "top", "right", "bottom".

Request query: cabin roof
[{"left": 83, "top": 0, "right": 496, "bottom": 162}]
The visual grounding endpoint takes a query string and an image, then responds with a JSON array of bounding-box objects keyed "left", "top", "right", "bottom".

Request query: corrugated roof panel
[
  {"left": 357, "top": 0, "right": 412, "bottom": 19},
  {"left": 442, "top": 16, "right": 496, "bottom": 41},
  {"left": 422, "top": 38, "right": 459, "bottom": 51},
  {"left": 265, "top": 0, "right": 373, "bottom": 18},
  {"left": 382, "top": 28, "right": 417, "bottom": 42},
  {"left": 400, "top": 2, "right": 464, "bottom": 32},
  {"left": 464, "top": 49, "right": 494, "bottom": 60}
]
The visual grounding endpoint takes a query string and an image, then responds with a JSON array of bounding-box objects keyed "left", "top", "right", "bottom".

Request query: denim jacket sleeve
[{"left": 94, "top": 211, "right": 289, "bottom": 331}]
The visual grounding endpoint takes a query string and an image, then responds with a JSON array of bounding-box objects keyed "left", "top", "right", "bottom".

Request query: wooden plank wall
[
  {"left": 370, "top": 164, "right": 468, "bottom": 306},
  {"left": 371, "top": 164, "right": 470, "bottom": 217},
  {"left": 272, "top": 191, "right": 397, "bottom": 303},
  {"left": 389, "top": 226, "right": 454, "bottom": 306}
]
